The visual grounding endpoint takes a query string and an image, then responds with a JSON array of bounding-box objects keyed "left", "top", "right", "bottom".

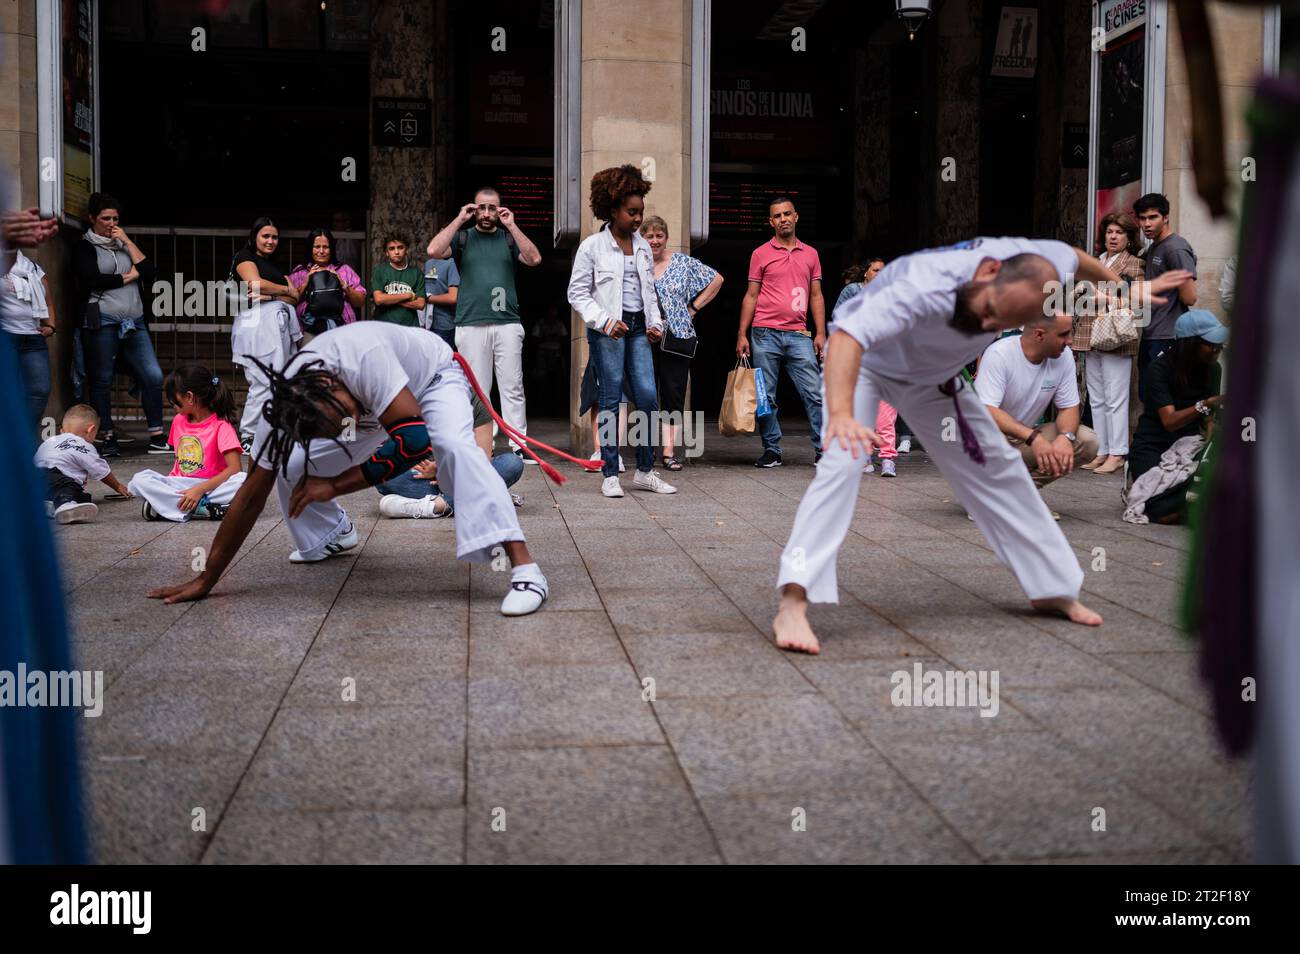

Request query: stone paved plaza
[{"left": 62, "top": 421, "right": 1249, "bottom": 864}]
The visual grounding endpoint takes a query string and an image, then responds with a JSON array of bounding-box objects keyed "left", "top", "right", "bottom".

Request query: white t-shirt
[
  {"left": 621, "top": 254, "right": 643, "bottom": 312},
  {"left": 975, "top": 335, "right": 1080, "bottom": 425},
  {"left": 0, "top": 256, "right": 44, "bottom": 335},
  {"left": 250, "top": 321, "right": 454, "bottom": 469},
  {"left": 830, "top": 237, "right": 1079, "bottom": 385},
  {"left": 34, "top": 433, "right": 111, "bottom": 486}
]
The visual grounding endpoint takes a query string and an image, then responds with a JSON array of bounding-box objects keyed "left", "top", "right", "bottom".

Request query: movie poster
[
  {"left": 1094, "top": 0, "right": 1147, "bottom": 243},
  {"left": 62, "top": 0, "right": 95, "bottom": 220},
  {"left": 991, "top": 7, "right": 1038, "bottom": 79}
]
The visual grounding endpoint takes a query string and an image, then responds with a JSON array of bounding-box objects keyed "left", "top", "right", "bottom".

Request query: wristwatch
[{"left": 1062, "top": 431, "right": 1078, "bottom": 443}]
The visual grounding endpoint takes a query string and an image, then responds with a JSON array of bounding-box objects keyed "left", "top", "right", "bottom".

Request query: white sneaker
[
  {"left": 898, "top": 437, "right": 912, "bottom": 454},
  {"left": 54, "top": 501, "right": 98, "bottom": 524},
  {"left": 633, "top": 469, "right": 677, "bottom": 494},
  {"left": 290, "top": 522, "right": 359, "bottom": 563},
  {"left": 880, "top": 459, "right": 897, "bottom": 478},
  {"left": 379, "top": 494, "right": 450, "bottom": 519},
  {"left": 863, "top": 461, "right": 875, "bottom": 474},
  {"left": 501, "top": 576, "right": 548, "bottom": 616},
  {"left": 601, "top": 476, "right": 625, "bottom": 498},
  {"left": 588, "top": 451, "right": 626, "bottom": 473}
]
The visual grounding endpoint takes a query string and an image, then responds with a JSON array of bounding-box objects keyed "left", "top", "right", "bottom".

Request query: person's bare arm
[
  {"left": 690, "top": 273, "right": 723, "bottom": 314},
  {"left": 148, "top": 464, "right": 277, "bottom": 602},
  {"left": 1158, "top": 395, "right": 1220, "bottom": 432},
  {"left": 39, "top": 275, "right": 56, "bottom": 336},
  {"left": 1179, "top": 278, "right": 1198, "bottom": 306},
  {"left": 736, "top": 282, "right": 760, "bottom": 357},
  {"left": 809, "top": 279, "right": 827, "bottom": 358},
  {"left": 235, "top": 261, "right": 296, "bottom": 301},
  {"left": 820, "top": 330, "right": 879, "bottom": 458},
  {"left": 101, "top": 472, "right": 133, "bottom": 497},
  {"left": 401, "top": 295, "right": 427, "bottom": 310},
  {"left": 428, "top": 204, "right": 476, "bottom": 259},
  {"left": 427, "top": 286, "right": 458, "bottom": 308},
  {"left": 1052, "top": 404, "right": 1082, "bottom": 473},
  {"left": 985, "top": 404, "right": 1035, "bottom": 442},
  {"left": 288, "top": 388, "right": 424, "bottom": 516},
  {"left": 500, "top": 208, "right": 541, "bottom": 266}
]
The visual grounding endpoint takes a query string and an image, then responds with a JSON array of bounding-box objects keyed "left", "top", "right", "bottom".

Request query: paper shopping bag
[{"left": 719, "top": 358, "right": 758, "bottom": 436}]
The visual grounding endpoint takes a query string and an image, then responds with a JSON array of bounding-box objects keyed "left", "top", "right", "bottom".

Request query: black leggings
[{"left": 654, "top": 345, "right": 691, "bottom": 416}]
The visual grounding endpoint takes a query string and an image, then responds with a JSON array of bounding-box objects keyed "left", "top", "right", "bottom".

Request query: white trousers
[
  {"left": 455, "top": 322, "right": 527, "bottom": 450},
  {"left": 777, "top": 364, "right": 1084, "bottom": 603},
  {"left": 232, "top": 301, "right": 301, "bottom": 438},
  {"left": 128, "top": 469, "right": 247, "bottom": 522},
  {"left": 274, "top": 363, "right": 524, "bottom": 562},
  {"left": 1084, "top": 350, "right": 1133, "bottom": 456}
]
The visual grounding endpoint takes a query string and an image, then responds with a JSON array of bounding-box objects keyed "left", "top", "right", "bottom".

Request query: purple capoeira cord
[{"left": 939, "top": 377, "right": 986, "bottom": 465}]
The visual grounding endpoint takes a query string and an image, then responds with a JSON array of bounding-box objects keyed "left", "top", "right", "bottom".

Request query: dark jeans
[
  {"left": 44, "top": 468, "right": 90, "bottom": 509},
  {"left": 376, "top": 451, "right": 523, "bottom": 510},
  {"left": 587, "top": 311, "right": 658, "bottom": 476},
  {"left": 750, "top": 326, "right": 823, "bottom": 455},
  {"left": 83, "top": 321, "right": 164, "bottom": 435},
  {"left": 6, "top": 332, "right": 51, "bottom": 428},
  {"left": 1137, "top": 337, "right": 1172, "bottom": 405},
  {"left": 433, "top": 326, "right": 457, "bottom": 351}
]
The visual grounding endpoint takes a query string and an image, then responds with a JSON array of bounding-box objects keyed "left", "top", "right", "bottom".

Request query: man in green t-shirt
[
  {"left": 369, "top": 235, "right": 426, "bottom": 326},
  {"left": 427, "top": 187, "right": 542, "bottom": 459}
]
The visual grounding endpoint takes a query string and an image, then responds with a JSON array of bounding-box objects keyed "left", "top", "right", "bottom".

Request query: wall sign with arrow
[{"left": 373, "top": 97, "right": 432, "bottom": 148}]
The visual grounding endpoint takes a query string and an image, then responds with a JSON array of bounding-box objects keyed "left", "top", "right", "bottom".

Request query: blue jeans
[
  {"left": 750, "top": 326, "right": 823, "bottom": 455},
  {"left": 82, "top": 320, "right": 164, "bottom": 434},
  {"left": 5, "top": 332, "right": 51, "bottom": 428},
  {"left": 587, "top": 311, "right": 658, "bottom": 476},
  {"left": 376, "top": 450, "right": 523, "bottom": 510},
  {"left": 1137, "top": 337, "right": 1171, "bottom": 404}
]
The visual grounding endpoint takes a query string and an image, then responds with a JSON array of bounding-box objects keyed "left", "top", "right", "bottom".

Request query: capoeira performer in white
[
  {"left": 150, "top": 321, "right": 549, "bottom": 616},
  {"left": 772, "top": 237, "right": 1192, "bottom": 653}
]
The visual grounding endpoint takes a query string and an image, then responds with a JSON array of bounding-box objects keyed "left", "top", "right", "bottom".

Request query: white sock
[{"left": 511, "top": 561, "right": 545, "bottom": 585}]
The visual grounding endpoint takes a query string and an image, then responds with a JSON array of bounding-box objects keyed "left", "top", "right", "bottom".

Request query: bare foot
[
  {"left": 1031, "top": 597, "right": 1103, "bottom": 626},
  {"left": 773, "top": 594, "right": 821, "bottom": 654}
]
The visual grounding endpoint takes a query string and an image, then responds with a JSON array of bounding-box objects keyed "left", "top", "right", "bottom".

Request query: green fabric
[
  {"left": 370, "top": 262, "right": 424, "bottom": 326},
  {"left": 454, "top": 229, "right": 521, "bottom": 325}
]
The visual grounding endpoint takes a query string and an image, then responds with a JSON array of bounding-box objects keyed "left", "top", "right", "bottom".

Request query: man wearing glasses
[{"left": 428, "top": 188, "right": 542, "bottom": 463}]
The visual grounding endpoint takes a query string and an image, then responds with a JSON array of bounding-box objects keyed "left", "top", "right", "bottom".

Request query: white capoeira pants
[
  {"left": 128, "top": 469, "right": 247, "bottom": 522},
  {"left": 777, "top": 363, "right": 1085, "bottom": 603},
  {"left": 232, "top": 301, "right": 302, "bottom": 439},
  {"left": 274, "top": 362, "right": 524, "bottom": 562}
]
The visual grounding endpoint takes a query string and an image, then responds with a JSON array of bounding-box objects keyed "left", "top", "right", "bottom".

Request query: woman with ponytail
[{"left": 127, "top": 364, "right": 246, "bottom": 522}]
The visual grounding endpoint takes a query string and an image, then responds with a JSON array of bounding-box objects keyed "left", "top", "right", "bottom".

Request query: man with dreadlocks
[{"left": 149, "top": 321, "right": 549, "bottom": 615}]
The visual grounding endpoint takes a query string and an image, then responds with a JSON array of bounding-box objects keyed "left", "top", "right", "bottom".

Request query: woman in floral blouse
[{"left": 639, "top": 216, "right": 724, "bottom": 470}]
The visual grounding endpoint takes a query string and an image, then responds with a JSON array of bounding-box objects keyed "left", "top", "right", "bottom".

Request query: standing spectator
[
  {"left": 640, "top": 214, "right": 723, "bottom": 470},
  {"left": 834, "top": 256, "right": 899, "bottom": 477},
  {"left": 567, "top": 164, "right": 675, "bottom": 498},
  {"left": 421, "top": 253, "right": 461, "bottom": 350},
  {"left": 2, "top": 249, "right": 55, "bottom": 429},
  {"left": 427, "top": 187, "right": 542, "bottom": 461},
  {"left": 1076, "top": 211, "right": 1145, "bottom": 475},
  {"left": 1219, "top": 255, "right": 1237, "bottom": 318},
  {"left": 369, "top": 235, "right": 425, "bottom": 326},
  {"left": 230, "top": 216, "right": 302, "bottom": 448},
  {"left": 1127, "top": 310, "right": 1227, "bottom": 524},
  {"left": 73, "top": 193, "right": 167, "bottom": 457},
  {"left": 1134, "top": 192, "right": 1198, "bottom": 401},
  {"left": 288, "top": 227, "right": 366, "bottom": 340},
  {"left": 735, "top": 196, "right": 826, "bottom": 468}
]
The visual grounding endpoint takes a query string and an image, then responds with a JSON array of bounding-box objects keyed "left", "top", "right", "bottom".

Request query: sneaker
[
  {"left": 755, "top": 450, "right": 782, "bottom": 468},
  {"left": 863, "top": 460, "right": 875, "bottom": 474},
  {"left": 54, "top": 501, "right": 98, "bottom": 524},
  {"left": 515, "top": 449, "right": 539, "bottom": 465},
  {"left": 880, "top": 459, "right": 897, "bottom": 478},
  {"left": 601, "top": 476, "right": 625, "bottom": 498},
  {"left": 206, "top": 503, "right": 229, "bottom": 521},
  {"left": 379, "top": 494, "right": 450, "bottom": 519},
  {"left": 1050, "top": 510, "right": 1061, "bottom": 522},
  {"left": 100, "top": 439, "right": 121, "bottom": 459},
  {"left": 114, "top": 432, "right": 137, "bottom": 446},
  {"left": 633, "top": 469, "right": 677, "bottom": 494},
  {"left": 511, "top": 492, "right": 524, "bottom": 508},
  {"left": 501, "top": 576, "right": 548, "bottom": 616},
  {"left": 290, "top": 522, "right": 359, "bottom": 562},
  {"left": 147, "top": 437, "right": 172, "bottom": 454},
  {"left": 142, "top": 500, "right": 164, "bottom": 522},
  {"left": 898, "top": 437, "right": 912, "bottom": 454}
]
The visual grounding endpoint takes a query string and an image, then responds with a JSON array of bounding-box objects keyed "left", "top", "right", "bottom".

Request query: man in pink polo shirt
[{"left": 736, "top": 196, "right": 827, "bottom": 467}]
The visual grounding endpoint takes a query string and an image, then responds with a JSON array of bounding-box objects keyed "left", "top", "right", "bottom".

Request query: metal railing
[{"left": 108, "top": 227, "right": 368, "bottom": 427}]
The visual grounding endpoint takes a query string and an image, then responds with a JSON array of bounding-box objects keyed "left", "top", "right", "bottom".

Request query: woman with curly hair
[{"left": 567, "top": 164, "right": 677, "bottom": 498}]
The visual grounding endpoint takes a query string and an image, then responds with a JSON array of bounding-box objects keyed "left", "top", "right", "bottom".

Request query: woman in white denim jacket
[{"left": 567, "top": 164, "right": 676, "bottom": 498}]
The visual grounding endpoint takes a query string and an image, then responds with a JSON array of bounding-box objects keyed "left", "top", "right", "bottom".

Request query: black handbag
[
  {"left": 660, "top": 324, "right": 698, "bottom": 359},
  {"left": 305, "top": 269, "right": 345, "bottom": 319}
]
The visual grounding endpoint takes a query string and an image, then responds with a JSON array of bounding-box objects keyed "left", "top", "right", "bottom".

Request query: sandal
[{"left": 663, "top": 455, "right": 684, "bottom": 471}]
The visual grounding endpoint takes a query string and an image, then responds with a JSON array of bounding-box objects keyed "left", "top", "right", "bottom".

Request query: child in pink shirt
[{"left": 128, "top": 365, "right": 246, "bottom": 521}]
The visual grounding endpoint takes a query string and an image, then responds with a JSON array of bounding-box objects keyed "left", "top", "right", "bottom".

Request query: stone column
[
  {"left": 368, "top": 0, "right": 441, "bottom": 277},
  {"left": 1164, "top": 2, "right": 1269, "bottom": 320},
  {"left": 932, "top": 0, "right": 981, "bottom": 244},
  {"left": 855, "top": 41, "right": 892, "bottom": 260},
  {"left": 569, "top": 0, "right": 693, "bottom": 450}
]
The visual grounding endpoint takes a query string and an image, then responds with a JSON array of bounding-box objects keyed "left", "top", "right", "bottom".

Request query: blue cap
[{"left": 1174, "top": 309, "right": 1229, "bottom": 344}]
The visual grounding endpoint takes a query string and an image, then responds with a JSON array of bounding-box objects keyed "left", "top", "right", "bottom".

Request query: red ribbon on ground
[{"left": 451, "top": 353, "right": 602, "bottom": 485}]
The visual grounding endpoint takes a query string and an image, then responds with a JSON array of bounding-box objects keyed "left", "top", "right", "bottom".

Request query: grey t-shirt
[{"left": 1142, "top": 234, "right": 1197, "bottom": 339}]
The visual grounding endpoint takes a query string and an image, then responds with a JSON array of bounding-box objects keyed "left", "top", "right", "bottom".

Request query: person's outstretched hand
[{"left": 148, "top": 576, "right": 213, "bottom": 605}]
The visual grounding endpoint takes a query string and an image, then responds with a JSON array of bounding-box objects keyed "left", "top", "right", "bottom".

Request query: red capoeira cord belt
[{"left": 451, "top": 352, "right": 602, "bottom": 485}]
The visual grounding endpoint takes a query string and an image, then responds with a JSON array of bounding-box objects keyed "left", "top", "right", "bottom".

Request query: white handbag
[{"left": 1091, "top": 305, "right": 1140, "bottom": 352}]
